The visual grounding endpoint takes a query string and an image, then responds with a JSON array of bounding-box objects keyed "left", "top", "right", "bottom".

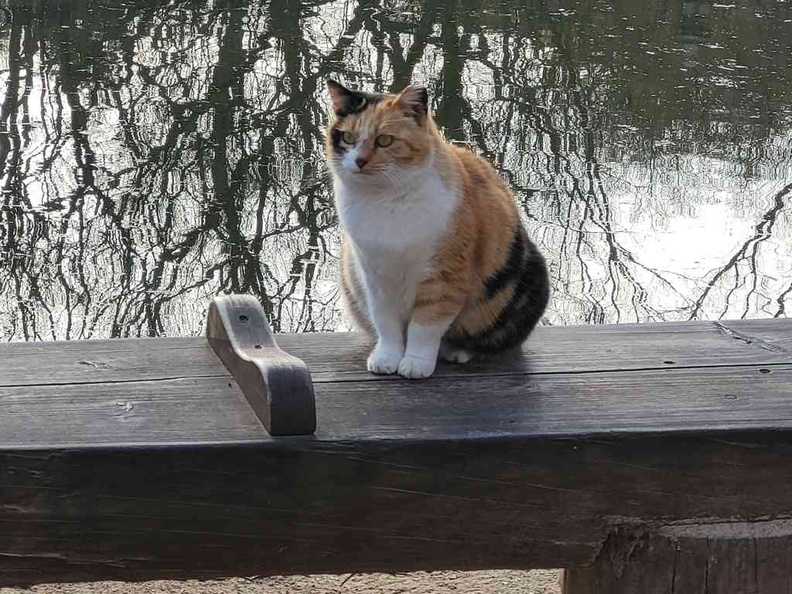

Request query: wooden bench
[{"left": 1, "top": 295, "right": 791, "bottom": 592}]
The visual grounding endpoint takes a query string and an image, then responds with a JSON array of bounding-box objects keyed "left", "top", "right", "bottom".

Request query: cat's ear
[
  {"left": 396, "top": 85, "right": 429, "bottom": 121},
  {"left": 327, "top": 79, "right": 367, "bottom": 116}
]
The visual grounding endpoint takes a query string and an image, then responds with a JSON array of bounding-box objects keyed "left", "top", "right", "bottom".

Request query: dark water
[{"left": 1, "top": 0, "right": 790, "bottom": 340}]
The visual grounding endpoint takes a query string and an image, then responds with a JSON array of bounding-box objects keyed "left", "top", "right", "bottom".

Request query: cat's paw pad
[
  {"left": 441, "top": 347, "right": 474, "bottom": 364},
  {"left": 397, "top": 355, "right": 436, "bottom": 379},
  {"left": 367, "top": 349, "right": 402, "bottom": 375}
]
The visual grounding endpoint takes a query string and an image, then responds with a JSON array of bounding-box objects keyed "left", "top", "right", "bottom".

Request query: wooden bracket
[{"left": 206, "top": 294, "right": 316, "bottom": 436}]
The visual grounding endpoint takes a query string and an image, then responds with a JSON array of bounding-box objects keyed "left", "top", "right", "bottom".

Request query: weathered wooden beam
[
  {"left": 0, "top": 314, "right": 790, "bottom": 586},
  {"left": 563, "top": 521, "right": 792, "bottom": 593},
  {"left": 206, "top": 294, "right": 315, "bottom": 436}
]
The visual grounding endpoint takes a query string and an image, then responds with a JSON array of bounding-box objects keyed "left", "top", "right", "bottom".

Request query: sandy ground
[{"left": 0, "top": 571, "right": 562, "bottom": 593}]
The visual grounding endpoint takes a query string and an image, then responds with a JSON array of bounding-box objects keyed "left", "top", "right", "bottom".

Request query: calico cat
[{"left": 325, "top": 80, "right": 549, "bottom": 379}]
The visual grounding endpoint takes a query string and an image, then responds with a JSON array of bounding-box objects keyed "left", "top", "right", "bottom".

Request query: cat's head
[{"left": 325, "top": 80, "right": 435, "bottom": 186}]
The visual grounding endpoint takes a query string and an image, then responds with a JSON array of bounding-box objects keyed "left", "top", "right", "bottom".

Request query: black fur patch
[
  {"left": 329, "top": 126, "right": 346, "bottom": 154},
  {"left": 483, "top": 227, "right": 525, "bottom": 299},
  {"left": 446, "top": 233, "right": 550, "bottom": 354},
  {"left": 337, "top": 92, "right": 384, "bottom": 117},
  {"left": 328, "top": 80, "right": 385, "bottom": 118}
]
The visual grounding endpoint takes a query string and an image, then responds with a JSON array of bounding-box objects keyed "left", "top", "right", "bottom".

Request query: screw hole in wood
[{"left": 238, "top": 315, "right": 249, "bottom": 323}]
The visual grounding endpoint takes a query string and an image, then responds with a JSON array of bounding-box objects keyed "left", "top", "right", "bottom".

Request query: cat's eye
[
  {"left": 375, "top": 134, "right": 394, "bottom": 148},
  {"left": 341, "top": 131, "right": 357, "bottom": 145}
]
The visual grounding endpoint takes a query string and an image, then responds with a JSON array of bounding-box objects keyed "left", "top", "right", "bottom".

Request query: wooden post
[
  {"left": 563, "top": 521, "right": 792, "bottom": 593},
  {"left": 206, "top": 294, "right": 316, "bottom": 436}
]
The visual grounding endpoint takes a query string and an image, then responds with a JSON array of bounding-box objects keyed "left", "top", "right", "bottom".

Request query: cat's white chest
[
  {"left": 336, "top": 176, "right": 455, "bottom": 250},
  {"left": 334, "top": 174, "right": 457, "bottom": 315}
]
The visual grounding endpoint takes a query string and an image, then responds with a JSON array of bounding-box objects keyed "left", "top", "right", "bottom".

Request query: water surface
[{"left": 1, "top": 0, "right": 790, "bottom": 340}]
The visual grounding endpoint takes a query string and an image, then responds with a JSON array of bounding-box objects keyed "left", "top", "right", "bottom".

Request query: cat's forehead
[{"left": 341, "top": 99, "right": 413, "bottom": 132}]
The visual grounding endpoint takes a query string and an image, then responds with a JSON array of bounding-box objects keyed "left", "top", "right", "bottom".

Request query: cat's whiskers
[{"left": 378, "top": 167, "right": 402, "bottom": 190}]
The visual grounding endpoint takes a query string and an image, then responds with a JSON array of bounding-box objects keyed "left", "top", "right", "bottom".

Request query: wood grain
[
  {"left": 0, "top": 318, "right": 791, "bottom": 586},
  {"left": 4, "top": 435, "right": 792, "bottom": 586},
  {"left": 564, "top": 523, "right": 792, "bottom": 594},
  {"left": 275, "top": 319, "right": 792, "bottom": 381},
  {"left": 2, "top": 319, "right": 790, "bottom": 387},
  {"left": 0, "top": 337, "right": 226, "bottom": 386},
  {"left": 0, "top": 364, "right": 789, "bottom": 447}
]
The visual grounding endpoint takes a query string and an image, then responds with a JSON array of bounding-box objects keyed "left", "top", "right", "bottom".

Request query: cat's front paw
[
  {"left": 367, "top": 348, "right": 403, "bottom": 375},
  {"left": 397, "top": 354, "right": 437, "bottom": 379}
]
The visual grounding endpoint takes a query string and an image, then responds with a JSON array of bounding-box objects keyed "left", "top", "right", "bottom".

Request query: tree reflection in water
[{"left": 0, "top": 0, "right": 790, "bottom": 340}]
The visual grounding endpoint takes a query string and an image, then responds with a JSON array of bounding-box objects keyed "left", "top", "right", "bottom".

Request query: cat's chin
[{"left": 335, "top": 170, "right": 394, "bottom": 189}]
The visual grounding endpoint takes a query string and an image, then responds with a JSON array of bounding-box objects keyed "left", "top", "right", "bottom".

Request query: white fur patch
[
  {"left": 398, "top": 318, "right": 455, "bottom": 379},
  {"left": 332, "top": 155, "right": 458, "bottom": 375},
  {"left": 440, "top": 344, "right": 474, "bottom": 364}
]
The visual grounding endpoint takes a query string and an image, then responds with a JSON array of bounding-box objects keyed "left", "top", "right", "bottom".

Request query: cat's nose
[{"left": 355, "top": 157, "right": 369, "bottom": 170}]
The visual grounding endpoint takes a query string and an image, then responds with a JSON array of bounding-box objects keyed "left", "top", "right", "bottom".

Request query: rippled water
[{"left": 0, "top": 0, "right": 790, "bottom": 340}]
